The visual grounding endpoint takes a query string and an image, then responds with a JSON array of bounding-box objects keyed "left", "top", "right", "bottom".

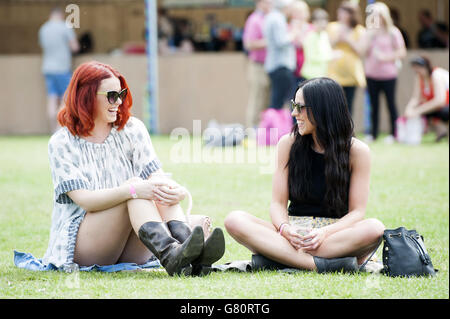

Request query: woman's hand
[
  {"left": 153, "top": 184, "right": 186, "bottom": 206},
  {"left": 124, "top": 177, "right": 169, "bottom": 201},
  {"left": 299, "top": 227, "right": 328, "bottom": 252},
  {"left": 281, "top": 225, "right": 303, "bottom": 250},
  {"left": 405, "top": 107, "right": 421, "bottom": 118}
]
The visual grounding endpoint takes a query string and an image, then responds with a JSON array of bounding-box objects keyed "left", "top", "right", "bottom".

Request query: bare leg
[
  {"left": 74, "top": 199, "right": 166, "bottom": 266},
  {"left": 127, "top": 198, "right": 163, "bottom": 232},
  {"left": 117, "top": 231, "right": 153, "bottom": 264},
  {"left": 225, "top": 211, "right": 384, "bottom": 270},
  {"left": 74, "top": 202, "right": 133, "bottom": 266},
  {"left": 155, "top": 203, "right": 187, "bottom": 223},
  {"left": 306, "top": 218, "right": 385, "bottom": 264},
  {"left": 47, "top": 95, "right": 59, "bottom": 133},
  {"left": 224, "top": 210, "right": 316, "bottom": 270},
  {"left": 434, "top": 121, "right": 449, "bottom": 141}
]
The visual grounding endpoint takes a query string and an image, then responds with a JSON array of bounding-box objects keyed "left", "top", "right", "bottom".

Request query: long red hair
[{"left": 58, "top": 61, "right": 133, "bottom": 136}]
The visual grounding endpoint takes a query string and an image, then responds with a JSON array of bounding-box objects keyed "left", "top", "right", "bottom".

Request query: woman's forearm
[
  {"left": 270, "top": 201, "right": 289, "bottom": 230},
  {"left": 416, "top": 99, "right": 447, "bottom": 115},
  {"left": 67, "top": 184, "right": 131, "bottom": 212},
  {"left": 405, "top": 98, "right": 419, "bottom": 113},
  {"left": 244, "top": 38, "right": 267, "bottom": 51},
  {"left": 385, "top": 48, "right": 406, "bottom": 62},
  {"left": 321, "top": 209, "right": 365, "bottom": 237}
]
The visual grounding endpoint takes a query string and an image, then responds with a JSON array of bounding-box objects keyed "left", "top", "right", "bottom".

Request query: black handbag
[{"left": 381, "top": 227, "right": 437, "bottom": 277}]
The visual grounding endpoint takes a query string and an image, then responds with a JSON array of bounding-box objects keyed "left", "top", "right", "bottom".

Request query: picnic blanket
[
  {"left": 14, "top": 250, "right": 162, "bottom": 273},
  {"left": 14, "top": 251, "right": 382, "bottom": 274},
  {"left": 13, "top": 250, "right": 255, "bottom": 273}
]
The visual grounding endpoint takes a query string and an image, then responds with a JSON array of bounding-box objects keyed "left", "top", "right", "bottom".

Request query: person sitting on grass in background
[
  {"left": 404, "top": 56, "right": 449, "bottom": 142},
  {"left": 43, "top": 61, "right": 225, "bottom": 276},
  {"left": 225, "top": 77, "right": 385, "bottom": 274}
]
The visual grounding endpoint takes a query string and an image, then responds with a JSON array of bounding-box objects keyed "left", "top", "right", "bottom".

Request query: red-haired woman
[{"left": 43, "top": 61, "right": 225, "bottom": 276}]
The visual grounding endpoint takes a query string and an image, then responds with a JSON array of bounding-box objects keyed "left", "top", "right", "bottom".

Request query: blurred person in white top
[{"left": 39, "top": 7, "right": 79, "bottom": 133}]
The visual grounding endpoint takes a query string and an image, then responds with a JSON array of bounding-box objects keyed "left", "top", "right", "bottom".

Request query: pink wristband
[
  {"left": 279, "top": 222, "right": 289, "bottom": 235},
  {"left": 129, "top": 184, "right": 138, "bottom": 199}
]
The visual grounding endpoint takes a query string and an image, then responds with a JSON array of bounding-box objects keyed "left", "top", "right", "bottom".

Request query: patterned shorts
[{"left": 288, "top": 216, "right": 339, "bottom": 228}]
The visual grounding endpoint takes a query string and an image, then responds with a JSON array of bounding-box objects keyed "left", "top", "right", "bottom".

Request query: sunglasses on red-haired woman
[{"left": 97, "top": 88, "right": 127, "bottom": 104}]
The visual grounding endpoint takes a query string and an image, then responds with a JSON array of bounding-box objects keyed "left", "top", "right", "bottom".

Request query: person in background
[
  {"left": 417, "top": 9, "right": 449, "bottom": 49},
  {"left": 404, "top": 56, "right": 449, "bottom": 142},
  {"left": 327, "top": 1, "right": 366, "bottom": 115},
  {"left": 300, "top": 9, "right": 333, "bottom": 81},
  {"left": 289, "top": 0, "right": 313, "bottom": 86},
  {"left": 359, "top": 2, "right": 406, "bottom": 144},
  {"left": 263, "top": 0, "right": 298, "bottom": 112},
  {"left": 257, "top": 0, "right": 298, "bottom": 145},
  {"left": 157, "top": 8, "right": 176, "bottom": 54},
  {"left": 243, "top": 0, "right": 273, "bottom": 129},
  {"left": 39, "top": 7, "right": 79, "bottom": 133},
  {"left": 390, "top": 7, "right": 410, "bottom": 49}
]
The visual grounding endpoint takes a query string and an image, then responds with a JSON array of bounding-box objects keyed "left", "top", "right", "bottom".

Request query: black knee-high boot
[
  {"left": 167, "top": 220, "right": 225, "bottom": 275},
  {"left": 138, "top": 221, "right": 204, "bottom": 276}
]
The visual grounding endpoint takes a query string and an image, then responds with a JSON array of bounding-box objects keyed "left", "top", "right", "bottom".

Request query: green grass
[{"left": 0, "top": 134, "right": 448, "bottom": 299}]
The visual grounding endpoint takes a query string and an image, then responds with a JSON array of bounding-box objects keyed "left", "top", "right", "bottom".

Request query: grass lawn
[{"left": 0, "top": 133, "right": 448, "bottom": 299}]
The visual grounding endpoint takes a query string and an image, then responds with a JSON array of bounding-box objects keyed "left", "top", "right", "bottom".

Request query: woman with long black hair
[{"left": 225, "top": 77, "right": 385, "bottom": 273}]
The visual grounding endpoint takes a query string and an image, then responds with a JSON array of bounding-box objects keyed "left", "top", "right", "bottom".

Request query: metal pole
[
  {"left": 145, "top": 0, "right": 159, "bottom": 134},
  {"left": 364, "top": 0, "right": 375, "bottom": 136}
]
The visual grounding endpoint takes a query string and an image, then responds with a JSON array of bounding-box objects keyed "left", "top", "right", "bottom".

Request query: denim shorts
[
  {"left": 425, "top": 105, "right": 449, "bottom": 122},
  {"left": 44, "top": 72, "right": 72, "bottom": 97}
]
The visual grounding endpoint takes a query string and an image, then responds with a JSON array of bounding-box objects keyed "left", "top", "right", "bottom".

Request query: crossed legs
[{"left": 224, "top": 210, "right": 384, "bottom": 271}]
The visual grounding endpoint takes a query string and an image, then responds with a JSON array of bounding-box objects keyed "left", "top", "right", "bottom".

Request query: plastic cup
[{"left": 291, "top": 219, "right": 313, "bottom": 237}]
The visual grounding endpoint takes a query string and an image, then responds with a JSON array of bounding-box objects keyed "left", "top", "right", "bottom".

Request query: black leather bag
[{"left": 382, "top": 227, "right": 437, "bottom": 277}]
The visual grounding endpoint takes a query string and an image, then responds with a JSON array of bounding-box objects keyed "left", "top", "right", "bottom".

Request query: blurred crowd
[
  {"left": 241, "top": 0, "right": 449, "bottom": 145},
  {"left": 37, "top": 2, "right": 449, "bottom": 143},
  {"left": 156, "top": 2, "right": 449, "bottom": 55},
  {"left": 157, "top": 8, "right": 244, "bottom": 54}
]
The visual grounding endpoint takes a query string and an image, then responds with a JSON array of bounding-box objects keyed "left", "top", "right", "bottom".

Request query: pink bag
[{"left": 257, "top": 108, "right": 293, "bottom": 145}]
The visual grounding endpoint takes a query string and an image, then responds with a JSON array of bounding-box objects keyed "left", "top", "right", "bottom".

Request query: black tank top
[{"left": 288, "top": 150, "right": 341, "bottom": 218}]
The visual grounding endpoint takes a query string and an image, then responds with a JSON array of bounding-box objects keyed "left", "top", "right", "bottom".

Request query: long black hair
[{"left": 287, "top": 77, "right": 354, "bottom": 218}]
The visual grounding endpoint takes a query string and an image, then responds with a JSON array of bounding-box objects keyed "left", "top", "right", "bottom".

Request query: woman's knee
[
  {"left": 361, "top": 218, "right": 385, "bottom": 243},
  {"left": 224, "top": 210, "right": 248, "bottom": 237}
]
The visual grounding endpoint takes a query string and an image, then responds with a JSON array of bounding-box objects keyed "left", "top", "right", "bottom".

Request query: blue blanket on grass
[{"left": 14, "top": 250, "right": 162, "bottom": 273}]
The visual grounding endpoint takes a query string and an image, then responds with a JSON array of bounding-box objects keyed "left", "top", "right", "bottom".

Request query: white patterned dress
[{"left": 43, "top": 116, "right": 161, "bottom": 269}]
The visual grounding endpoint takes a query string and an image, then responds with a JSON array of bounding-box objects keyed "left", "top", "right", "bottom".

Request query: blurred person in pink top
[
  {"left": 243, "top": 0, "right": 273, "bottom": 129},
  {"left": 358, "top": 2, "right": 406, "bottom": 144}
]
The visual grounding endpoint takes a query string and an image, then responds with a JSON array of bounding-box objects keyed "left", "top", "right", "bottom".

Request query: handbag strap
[
  {"left": 407, "top": 233, "right": 431, "bottom": 265},
  {"left": 359, "top": 236, "right": 383, "bottom": 271}
]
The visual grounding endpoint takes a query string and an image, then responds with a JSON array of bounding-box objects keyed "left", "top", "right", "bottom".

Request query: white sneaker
[{"left": 384, "top": 135, "right": 395, "bottom": 144}]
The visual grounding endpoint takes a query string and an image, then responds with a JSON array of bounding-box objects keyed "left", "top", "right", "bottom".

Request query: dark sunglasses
[
  {"left": 97, "top": 88, "right": 127, "bottom": 104},
  {"left": 290, "top": 99, "right": 309, "bottom": 113}
]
